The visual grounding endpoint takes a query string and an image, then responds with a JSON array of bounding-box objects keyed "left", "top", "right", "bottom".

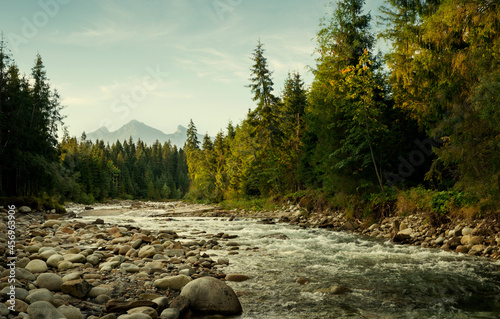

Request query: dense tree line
[
  {"left": 186, "top": 0, "right": 500, "bottom": 213},
  {"left": 0, "top": 37, "right": 64, "bottom": 197},
  {"left": 57, "top": 136, "right": 189, "bottom": 203},
  {"left": 0, "top": 37, "right": 189, "bottom": 203}
]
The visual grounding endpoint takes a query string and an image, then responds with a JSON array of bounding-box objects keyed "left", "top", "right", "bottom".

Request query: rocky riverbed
[
  {"left": 1, "top": 200, "right": 499, "bottom": 319},
  {"left": 0, "top": 202, "right": 246, "bottom": 319}
]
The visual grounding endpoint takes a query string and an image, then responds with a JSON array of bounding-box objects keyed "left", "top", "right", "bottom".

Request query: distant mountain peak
[{"left": 86, "top": 120, "right": 203, "bottom": 148}]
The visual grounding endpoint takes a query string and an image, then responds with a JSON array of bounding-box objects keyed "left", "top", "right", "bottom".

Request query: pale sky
[{"left": 0, "top": 0, "right": 386, "bottom": 137}]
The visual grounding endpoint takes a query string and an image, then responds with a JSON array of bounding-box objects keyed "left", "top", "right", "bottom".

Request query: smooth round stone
[
  {"left": 95, "top": 294, "right": 111, "bottom": 304},
  {"left": 25, "top": 259, "right": 48, "bottom": 273},
  {"left": 88, "top": 286, "right": 112, "bottom": 298},
  {"left": 58, "top": 261, "right": 74, "bottom": 271},
  {"left": 27, "top": 301, "right": 65, "bottom": 319},
  {"left": 0, "top": 286, "right": 29, "bottom": 300},
  {"left": 62, "top": 272, "right": 82, "bottom": 283},
  {"left": 145, "top": 261, "right": 163, "bottom": 269},
  {"left": 25, "top": 245, "right": 41, "bottom": 253},
  {"left": 64, "top": 253, "right": 87, "bottom": 263},
  {"left": 86, "top": 255, "right": 101, "bottom": 265},
  {"left": 121, "top": 263, "right": 140, "bottom": 273},
  {"left": 127, "top": 306, "right": 158, "bottom": 318},
  {"left": 160, "top": 308, "right": 180, "bottom": 319},
  {"left": 154, "top": 275, "right": 191, "bottom": 290},
  {"left": 25, "top": 288, "right": 54, "bottom": 304},
  {"left": 40, "top": 249, "right": 58, "bottom": 260},
  {"left": 47, "top": 254, "right": 64, "bottom": 268},
  {"left": 119, "top": 245, "right": 132, "bottom": 255},
  {"left": 36, "top": 273, "right": 63, "bottom": 291},
  {"left": 57, "top": 305, "right": 84, "bottom": 319}
]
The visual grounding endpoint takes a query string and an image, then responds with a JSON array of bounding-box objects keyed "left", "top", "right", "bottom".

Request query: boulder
[
  {"left": 27, "top": 301, "right": 65, "bottom": 319},
  {"left": 154, "top": 275, "right": 191, "bottom": 290},
  {"left": 180, "top": 277, "right": 242, "bottom": 315},
  {"left": 36, "top": 273, "right": 63, "bottom": 291}
]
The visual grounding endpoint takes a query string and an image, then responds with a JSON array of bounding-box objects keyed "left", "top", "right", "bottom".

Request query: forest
[
  {"left": 0, "top": 0, "right": 499, "bottom": 219},
  {"left": 0, "top": 42, "right": 189, "bottom": 205},
  {"left": 185, "top": 0, "right": 500, "bottom": 218}
]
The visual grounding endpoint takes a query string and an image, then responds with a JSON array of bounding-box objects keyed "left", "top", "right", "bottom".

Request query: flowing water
[{"left": 77, "top": 209, "right": 500, "bottom": 318}]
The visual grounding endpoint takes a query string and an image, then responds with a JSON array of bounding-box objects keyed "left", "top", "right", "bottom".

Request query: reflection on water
[{"left": 76, "top": 213, "right": 500, "bottom": 319}]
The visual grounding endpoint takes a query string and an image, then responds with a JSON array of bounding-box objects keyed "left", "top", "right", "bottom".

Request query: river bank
[
  {"left": 0, "top": 202, "right": 247, "bottom": 319},
  {"left": 1, "top": 200, "right": 499, "bottom": 318}
]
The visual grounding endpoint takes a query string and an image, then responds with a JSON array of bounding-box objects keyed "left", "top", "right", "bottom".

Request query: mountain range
[{"left": 86, "top": 120, "right": 203, "bottom": 148}]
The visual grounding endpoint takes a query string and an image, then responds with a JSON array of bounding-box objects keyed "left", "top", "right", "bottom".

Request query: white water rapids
[{"left": 74, "top": 206, "right": 500, "bottom": 318}]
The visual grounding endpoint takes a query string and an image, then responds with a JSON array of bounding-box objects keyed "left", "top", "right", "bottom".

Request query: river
[{"left": 76, "top": 208, "right": 500, "bottom": 318}]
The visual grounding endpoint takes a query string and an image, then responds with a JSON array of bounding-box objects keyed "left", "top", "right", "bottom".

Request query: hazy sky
[{"left": 1, "top": 0, "right": 386, "bottom": 137}]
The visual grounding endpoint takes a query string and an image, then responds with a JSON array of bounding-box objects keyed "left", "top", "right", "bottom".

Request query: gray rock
[
  {"left": 88, "top": 286, "right": 113, "bottom": 298},
  {"left": 121, "top": 263, "right": 140, "bottom": 273},
  {"left": 152, "top": 296, "right": 169, "bottom": 313},
  {"left": 0, "top": 303, "right": 9, "bottom": 316},
  {"left": 25, "top": 288, "right": 54, "bottom": 304},
  {"left": 100, "top": 261, "right": 121, "bottom": 271},
  {"left": 117, "top": 314, "right": 153, "bottom": 319},
  {"left": 57, "top": 305, "right": 84, "bottom": 319},
  {"left": 154, "top": 275, "right": 191, "bottom": 290},
  {"left": 40, "top": 249, "right": 58, "bottom": 260},
  {"left": 27, "top": 301, "right": 65, "bottom": 319},
  {"left": 138, "top": 245, "right": 157, "bottom": 258},
  {"left": 461, "top": 227, "right": 474, "bottom": 236},
  {"left": 96, "top": 294, "right": 111, "bottom": 304},
  {"left": 25, "top": 259, "right": 48, "bottom": 273},
  {"left": 127, "top": 306, "right": 158, "bottom": 318},
  {"left": 19, "top": 206, "right": 32, "bottom": 213},
  {"left": 164, "top": 249, "right": 185, "bottom": 257},
  {"left": 43, "top": 220, "right": 62, "bottom": 228},
  {"left": 86, "top": 254, "right": 101, "bottom": 265},
  {"left": 47, "top": 254, "right": 64, "bottom": 268},
  {"left": 180, "top": 277, "right": 242, "bottom": 315},
  {"left": 64, "top": 253, "right": 87, "bottom": 263},
  {"left": 36, "top": 273, "right": 63, "bottom": 291},
  {"left": 58, "top": 260, "right": 74, "bottom": 271},
  {"left": 60, "top": 279, "right": 91, "bottom": 298},
  {"left": 0, "top": 286, "right": 29, "bottom": 301},
  {"left": 160, "top": 308, "right": 180, "bottom": 319},
  {"left": 62, "top": 272, "right": 82, "bottom": 282},
  {"left": 434, "top": 236, "right": 445, "bottom": 245}
]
